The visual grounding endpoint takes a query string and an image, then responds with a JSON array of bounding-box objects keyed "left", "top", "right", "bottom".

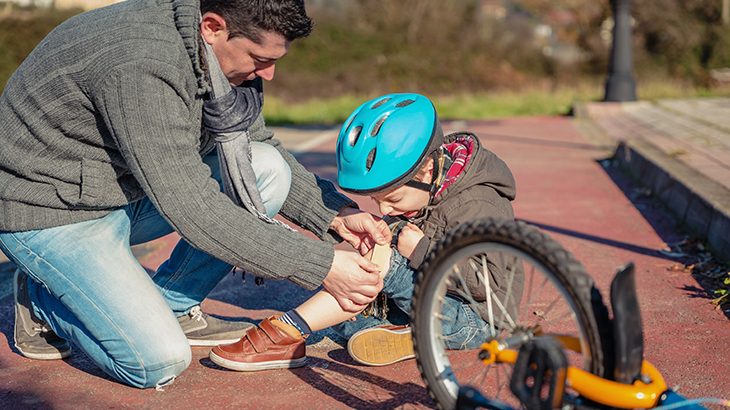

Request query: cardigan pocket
[{"left": 55, "top": 158, "right": 107, "bottom": 209}]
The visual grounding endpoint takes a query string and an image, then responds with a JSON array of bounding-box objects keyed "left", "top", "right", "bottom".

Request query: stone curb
[
  {"left": 574, "top": 99, "right": 730, "bottom": 263},
  {"left": 614, "top": 131, "right": 730, "bottom": 263}
]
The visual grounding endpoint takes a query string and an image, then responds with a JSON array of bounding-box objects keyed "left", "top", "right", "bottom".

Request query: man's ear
[{"left": 200, "top": 12, "right": 228, "bottom": 45}]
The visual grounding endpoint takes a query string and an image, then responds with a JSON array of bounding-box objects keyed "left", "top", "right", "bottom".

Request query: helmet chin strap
[
  {"left": 404, "top": 149, "right": 445, "bottom": 199},
  {"left": 404, "top": 180, "right": 431, "bottom": 191}
]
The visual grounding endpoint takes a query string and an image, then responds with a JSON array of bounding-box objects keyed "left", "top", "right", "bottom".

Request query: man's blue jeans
[
  {"left": 331, "top": 250, "right": 493, "bottom": 350},
  {"left": 0, "top": 143, "right": 291, "bottom": 389}
]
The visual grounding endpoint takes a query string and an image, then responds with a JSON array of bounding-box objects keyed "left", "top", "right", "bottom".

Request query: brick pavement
[{"left": 1, "top": 103, "right": 729, "bottom": 409}]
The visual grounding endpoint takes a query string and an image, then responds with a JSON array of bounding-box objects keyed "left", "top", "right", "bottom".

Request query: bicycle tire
[{"left": 411, "top": 218, "right": 610, "bottom": 410}]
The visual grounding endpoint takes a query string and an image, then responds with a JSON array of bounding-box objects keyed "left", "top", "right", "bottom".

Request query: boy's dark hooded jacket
[{"left": 410, "top": 131, "right": 524, "bottom": 322}]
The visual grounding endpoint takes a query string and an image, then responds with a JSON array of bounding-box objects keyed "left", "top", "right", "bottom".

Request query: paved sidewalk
[
  {"left": 1, "top": 106, "right": 729, "bottom": 409},
  {"left": 573, "top": 97, "right": 730, "bottom": 263}
]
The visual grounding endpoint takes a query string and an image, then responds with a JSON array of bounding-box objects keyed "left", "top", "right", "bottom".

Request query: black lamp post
[{"left": 604, "top": 0, "right": 637, "bottom": 101}]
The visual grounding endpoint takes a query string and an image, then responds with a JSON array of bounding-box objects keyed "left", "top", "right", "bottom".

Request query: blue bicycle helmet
[{"left": 336, "top": 93, "right": 444, "bottom": 195}]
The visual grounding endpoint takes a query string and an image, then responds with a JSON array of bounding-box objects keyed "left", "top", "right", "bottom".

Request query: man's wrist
[{"left": 329, "top": 206, "right": 360, "bottom": 231}]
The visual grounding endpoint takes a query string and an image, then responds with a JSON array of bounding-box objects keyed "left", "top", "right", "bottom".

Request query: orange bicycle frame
[{"left": 480, "top": 337, "right": 668, "bottom": 409}]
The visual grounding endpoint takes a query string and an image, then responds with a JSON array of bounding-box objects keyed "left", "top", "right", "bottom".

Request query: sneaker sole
[
  {"left": 17, "top": 347, "right": 72, "bottom": 361},
  {"left": 14, "top": 270, "right": 72, "bottom": 361},
  {"left": 347, "top": 327, "right": 414, "bottom": 366},
  {"left": 209, "top": 351, "right": 306, "bottom": 371},
  {"left": 188, "top": 338, "right": 246, "bottom": 347}
]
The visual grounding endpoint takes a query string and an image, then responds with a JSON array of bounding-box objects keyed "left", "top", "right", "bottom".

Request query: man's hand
[
  {"left": 396, "top": 222, "right": 425, "bottom": 259},
  {"left": 322, "top": 250, "right": 384, "bottom": 313},
  {"left": 330, "top": 207, "right": 391, "bottom": 255}
]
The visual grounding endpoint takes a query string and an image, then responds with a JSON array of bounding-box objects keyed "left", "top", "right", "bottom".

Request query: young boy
[{"left": 209, "top": 93, "right": 523, "bottom": 370}]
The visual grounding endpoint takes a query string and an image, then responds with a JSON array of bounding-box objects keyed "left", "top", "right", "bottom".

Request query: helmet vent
[
  {"left": 344, "top": 115, "right": 355, "bottom": 132},
  {"left": 348, "top": 126, "right": 362, "bottom": 146},
  {"left": 371, "top": 116, "right": 388, "bottom": 137},
  {"left": 372, "top": 98, "right": 391, "bottom": 109},
  {"left": 366, "top": 148, "right": 376, "bottom": 171},
  {"left": 395, "top": 99, "right": 415, "bottom": 107}
]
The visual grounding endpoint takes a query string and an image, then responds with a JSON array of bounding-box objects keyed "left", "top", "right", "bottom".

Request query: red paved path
[{"left": 1, "top": 116, "right": 727, "bottom": 409}]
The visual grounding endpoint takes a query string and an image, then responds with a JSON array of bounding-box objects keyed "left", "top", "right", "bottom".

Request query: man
[{"left": 0, "top": 0, "right": 389, "bottom": 389}]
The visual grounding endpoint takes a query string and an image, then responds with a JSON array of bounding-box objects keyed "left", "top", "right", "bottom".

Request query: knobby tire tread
[{"left": 411, "top": 218, "right": 612, "bottom": 410}]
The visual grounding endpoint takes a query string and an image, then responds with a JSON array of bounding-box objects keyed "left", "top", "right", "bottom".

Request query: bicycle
[{"left": 410, "top": 218, "right": 729, "bottom": 410}]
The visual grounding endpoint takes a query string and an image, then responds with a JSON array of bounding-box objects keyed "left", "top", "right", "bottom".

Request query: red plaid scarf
[{"left": 434, "top": 137, "right": 473, "bottom": 197}]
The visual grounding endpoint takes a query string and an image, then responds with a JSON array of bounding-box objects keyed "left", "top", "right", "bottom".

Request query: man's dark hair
[{"left": 201, "top": 0, "right": 314, "bottom": 43}]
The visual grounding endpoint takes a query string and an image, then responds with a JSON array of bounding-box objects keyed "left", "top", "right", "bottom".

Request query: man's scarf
[{"left": 200, "top": 35, "right": 294, "bottom": 232}]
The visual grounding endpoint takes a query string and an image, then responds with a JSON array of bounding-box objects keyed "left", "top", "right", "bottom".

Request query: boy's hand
[
  {"left": 396, "top": 223, "right": 424, "bottom": 259},
  {"left": 323, "top": 250, "right": 384, "bottom": 313},
  {"left": 330, "top": 207, "right": 391, "bottom": 255}
]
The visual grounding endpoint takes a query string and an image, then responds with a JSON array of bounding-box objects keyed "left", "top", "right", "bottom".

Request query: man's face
[{"left": 202, "top": 13, "right": 292, "bottom": 86}]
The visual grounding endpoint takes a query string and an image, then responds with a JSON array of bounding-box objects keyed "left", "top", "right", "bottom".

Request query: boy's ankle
[{"left": 271, "top": 317, "right": 303, "bottom": 339}]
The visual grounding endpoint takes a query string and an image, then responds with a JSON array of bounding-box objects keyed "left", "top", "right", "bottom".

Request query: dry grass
[{"left": 263, "top": 77, "right": 730, "bottom": 125}]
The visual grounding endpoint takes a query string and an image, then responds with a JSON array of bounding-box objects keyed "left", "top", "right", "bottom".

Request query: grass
[
  {"left": 262, "top": 78, "right": 730, "bottom": 125},
  {"left": 0, "top": 6, "right": 82, "bottom": 90},
  {"left": 3, "top": 7, "right": 730, "bottom": 126},
  {"left": 262, "top": 95, "right": 367, "bottom": 125},
  {"left": 431, "top": 88, "right": 597, "bottom": 120},
  {"left": 262, "top": 86, "right": 600, "bottom": 126}
]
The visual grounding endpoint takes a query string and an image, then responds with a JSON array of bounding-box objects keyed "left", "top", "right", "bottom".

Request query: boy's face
[{"left": 371, "top": 185, "right": 430, "bottom": 218}]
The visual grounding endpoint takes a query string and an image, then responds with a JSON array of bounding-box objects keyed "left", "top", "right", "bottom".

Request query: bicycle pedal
[{"left": 510, "top": 337, "right": 568, "bottom": 410}]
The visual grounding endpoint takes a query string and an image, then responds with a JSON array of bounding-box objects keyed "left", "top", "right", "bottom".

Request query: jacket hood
[{"left": 432, "top": 131, "right": 516, "bottom": 205}]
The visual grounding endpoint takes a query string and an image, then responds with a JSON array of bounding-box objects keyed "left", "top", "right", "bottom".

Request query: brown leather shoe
[{"left": 209, "top": 316, "right": 306, "bottom": 371}]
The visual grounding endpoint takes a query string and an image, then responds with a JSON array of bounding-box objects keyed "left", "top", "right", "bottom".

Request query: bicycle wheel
[{"left": 411, "top": 218, "right": 609, "bottom": 410}]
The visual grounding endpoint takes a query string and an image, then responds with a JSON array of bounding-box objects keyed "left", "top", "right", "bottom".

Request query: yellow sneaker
[{"left": 347, "top": 325, "right": 414, "bottom": 366}]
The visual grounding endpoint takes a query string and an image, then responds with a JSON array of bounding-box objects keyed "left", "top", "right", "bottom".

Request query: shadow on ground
[
  {"left": 292, "top": 350, "right": 434, "bottom": 410},
  {"left": 293, "top": 151, "right": 338, "bottom": 182},
  {"left": 523, "top": 157, "right": 730, "bottom": 321}
]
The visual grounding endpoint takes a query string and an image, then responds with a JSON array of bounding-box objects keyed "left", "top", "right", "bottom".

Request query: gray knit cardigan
[{"left": 0, "top": 0, "right": 355, "bottom": 289}]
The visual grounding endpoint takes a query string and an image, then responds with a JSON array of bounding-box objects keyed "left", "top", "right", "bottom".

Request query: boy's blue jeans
[
  {"left": 331, "top": 249, "right": 493, "bottom": 350},
  {"left": 0, "top": 143, "right": 291, "bottom": 389}
]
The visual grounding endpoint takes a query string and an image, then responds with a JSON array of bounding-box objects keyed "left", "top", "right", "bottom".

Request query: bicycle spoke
[
  {"left": 520, "top": 271, "right": 550, "bottom": 319},
  {"left": 467, "top": 361, "right": 493, "bottom": 388},
  {"left": 494, "top": 362, "right": 509, "bottom": 400},
  {"left": 448, "top": 266, "right": 509, "bottom": 332},
  {"left": 438, "top": 314, "right": 457, "bottom": 325},
  {"left": 518, "top": 264, "right": 538, "bottom": 323},
  {"left": 412, "top": 220, "right": 603, "bottom": 410},
  {"left": 479, "top": 255, "right": 496, "bottom": 337},
  {"left": 476, "top": 363, "right": 496, "bottom": 391},
  {"left": 500, "top": 254, "right": 519, "bottom": 330},
  {"left": 470, "top": 256, "right": 517, "bottom": 330},
  {"left": 450, "top": 272, "right": 512, "bottom": 333},
  {"left": 540, "top": 299, "right": 573, "bottom": 326}
]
